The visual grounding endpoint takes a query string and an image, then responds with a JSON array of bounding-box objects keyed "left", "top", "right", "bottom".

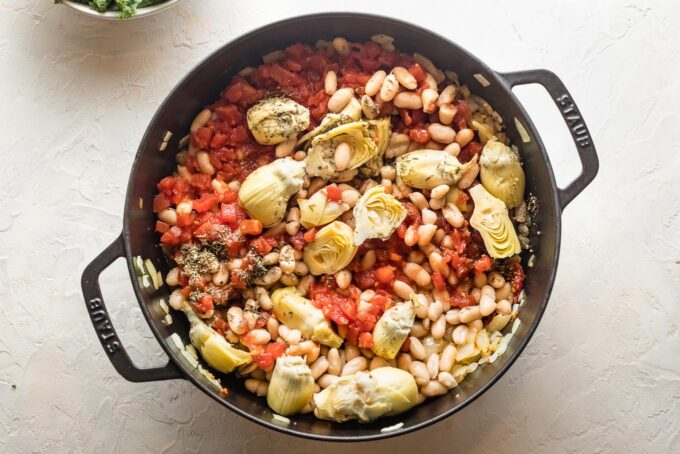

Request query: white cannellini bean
[
  {"left": 444, "top": 142, "right": 461, "bottom": 157},
  {"left": 445, "top": 309, "right": 461, "bottom": 325},
  {"left": 427, "top": 300, "right": 444, "bottom": 321},
  {"left": 428, "top": 123, "right": 456, "bottom": 144},
  {"left": 380, "top": 165, "right": 397, "bottom": 180},
  {"left": 427, "top": 354, "right": 440, "bottom": 378},
  {"left": 227, "top": 306, "right": 247, "bottom": 335},
  {"left": 327, "top": 87, "right": 354, "bottom": 113},
  {"left": 409, "top": 336, "right": 426, "bottom": 360},
  {"left": 168, "top": 289, "right": 186, "bottom": 310},
  {"left": 457, "top": 163, "right": 480, "bottom": 189},
  {"left": 340, "top": 187, "right": 360, "bottom": 207},
  {"left": 404, "top": 225, "right": 418, "bottom": 247},
  {"left": 165, "top": 267, "right": 180, "bottom": 286},
  {"left": 397, "top": 353, "right": 413, "bottom": 371},
  {"left": 245, "top": 329, "right": 271, "bottom": 345},
  {"left": 370, "top": 357, "right": 389, "bottom": 370},
  {"left": 438, "top": 103, "right": 456, "bottom": 125},
  {"left": 410, "top": 321, "right": 428, "bottom": 338},
  {"left": 212, "top": 264, "right": 229, "bottom": 286},
  {"left": 421, "top": 88, "right": 439, "bottom": 114},
  {"left": 365, "top": 70, "right": 387, "bottom": 96},
  {"left": 421, "top": 208, "right": 437, "bottom": 225},
  {"left": 335, "top": 269, "right": 352, "bottom": 289},
  {"left": 342, "top": 356, "right": 368, "bottom": 376},
  {"left": 361, "top": 250, "right": 377, "bottom": 270},
  {"left": 474, "top": 273, "right": 488, "bottom": 289},
  {"left": 318, "top": 374, "right": 340, "bottom": 388},
  {"left": 417, "top": 224, "right": 437, "bottom": 247},
  {"left": 459, "top": 305, "right": 482, "bottom": 323},
  {"left": 409, "top": 192, "right": 429, "bottom": 210},
  {"left": 488, "top": 272, "right": 506, "bottom": 289},
  {"left": 429, "top": 196, "right": 446, "bottom": 211},
  {"left": 310, "top": 357, "right": 330, "bottom": 379},
  {"left": 437, "top": 85, "right": 456, "bottom": 106},
  {"left": 176, "top": 200, "right": 193, "bottom": 215},
  {"left": 275, "top": 138, "right": 296, "bottom": 158},
  {"left": 379, "top": 73, "right": 399, "bottom": 102},
  {"left": 253, "top": 266, "right": 282, "bottom": 286},
  {"left": 452, "top": 325, "right": 469, "bottom": 345},
  {"left": 334, "top": 142, "right": 352, "bottom": 171},
  {"left": 361, "top": 94, "right": 379, "bottom": 119},
  {"left": 393, "top": 280, "right": 415, "bottom": 300},
  {"left": 345, "top": 344, "right": 360, "bottom": 361},
  {"left": 196, "top": 151, "right": 216, "bottom": 175},
  {"left": 393, "top": 92, "right": 423, "bottom": 109},
  {"left": 430, "top": 184, "right": 450, "bottom": 200},
  {"left": 496, "top": 283, "right": 512, "bottom": 301},
  {"left": 327, "top": 348, "right": 341, "bottom": 376},
  {"left": 443, "top": 203, "right": 464, "bottom": 228},
  {"left": 190, "top": 108, "right": 211, "bottom": 133},
  {"left": 438, "top": 371, "right": 457, "bottom": 389},
  {"left": 324, "top": 70, "right": 337, "bottom": 95},
  {"left": 332, "top": 36, "right": 350, "bottom": 56},
  {"left": 408, "top": 361, "right": 430, "bottom": 386},
  {"left": 439, "top": 344, "right": 456, "bottom": 372},
  {"left": 392, "top": 66, "right": 418, "bottom": 89},
  {"left": 256, "top": 287, "right": 273, "bottom": 311},
  {"left": 431, "top": 316, "right": 447, "bottom": 340},
  {"left": 266, "top": 317, "right": 279, "bottom": 340},
  {"left": 421, "top": 380, "right": 448, "bottom": 397},
  {"left": 428, "top": 252, "right": 444, "bottom": 273},
  {"left": 414, "top": 294, "right": 429, "bottom": 319},
  {"left": 455, "top": 128, "right": 475, "bottom": 147},
  {"left": 497, "top": 299, "right": 512, "bottom": 315},
  {"left": 158, "top": 208, "right": 177, "bottom": 226}
]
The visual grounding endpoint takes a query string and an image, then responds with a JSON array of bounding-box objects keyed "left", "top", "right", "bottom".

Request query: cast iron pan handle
[
  {"left": 81, "top": 234, "right": 184, "bottom": 382},
  {"left": 500, "top": 69, "right": 599, "bottom": 209}
]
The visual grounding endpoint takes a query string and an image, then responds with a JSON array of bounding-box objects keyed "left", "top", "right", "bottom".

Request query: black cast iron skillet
[{"left": 81, "top": 13, "right": 598, "bottom": 441}]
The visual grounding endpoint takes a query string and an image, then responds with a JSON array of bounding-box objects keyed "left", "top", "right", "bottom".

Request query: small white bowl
[{"left": 62, "top": 0, "right": 182, "bottom": 20}]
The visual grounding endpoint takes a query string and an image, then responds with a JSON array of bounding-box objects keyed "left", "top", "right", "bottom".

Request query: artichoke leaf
[
  {"left": 303, "top": 221, "right": 358, "bottom": 275},
  {"left": 361, "top": 117, "right": 392, "bottom": 177},
  {"left": 179, "top": 304, "right": 251, "bottom": 374},
  {"left": 469, "top": 184, "right": 521, "bottom": 259},
  {"left": 238, "top": 158, "right": 306, "bottom": 227},
  {"left": 247, "top": 97, "right": 310, "bottom": 145},
  {"left": 271, "top": 287, "right": 343, "bottom": 348},
  {"left": 267, "top": 356, "right": 314, "bottom": 415},
  {"left": 305, "top": 121, "right": 378, "bottom": 181},
  {"left": 299, "top": 187, "right": 350, "bottom": 229},
  {"left": 353, "top": 185, "right": 406, "bottom": 245},
  {"left": 396, "top": 150, "right": 477, "bottom": 190},
  {"left": 371, "top": 300, "right": 415, "bottom": 359},
  {"left": 479, "top": 140, "right": 525, "bottom": 208},
  {"left": 313, "top": 367, "right": 418, "bottom": 422}
]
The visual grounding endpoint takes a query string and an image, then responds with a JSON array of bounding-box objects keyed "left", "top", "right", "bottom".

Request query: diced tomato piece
[
  {"left": 194, "top": 294, "right": 213, "bottom": 313},
  {"left": 155, "top": 220, "right": 170, "bottom": 234},
  {"left": 210, "top": 132, "right": 228, "bottom": 150},
  {"left": 176, "top": 212, "right": 195, "bottom": 227},
  {"left": 190, "top": 174, "right": 212, "bottom": 191},
  {"left": 157, "top": 176, "right": 176, "bottom": 193},
  {"left": 160, "top": 226, "right": 182, "bottom": 246},
  {"left": 181, "top": 286, "right": 192, "bottom": 298},
  {"left": 227, "top": 125, "right": 249, "bottom": 145},
  {"left": 326, "top": 185, "right": 342, "bottom": 202},
  {"left": 358, "top": 332, "right": 374, "bottom": 349},
  {"left": 354, "top": 270, "right": 375, "bottom": 290},
  {"left": 370, "top": 293, "right": 391, "bottom": 311},
  {"left": 191, "top": 127, "right": 213, "bottom": 149},
  {"left": 408, "top": 63, "right": 427, "bottom": 82},
  {"left": 219, "top": 203, "right": 247, "bottom": 227},
  {"left": 251, "top": 237, "right": 275, "bottom": 254},
  {"left": 152, "top": 193, "right": 171, "bottom": 213},
  {"left": 303, "top": 228, "right": 316, "bottom": 243},
  {"left": 212, "top": 318, "right": 227, "bottom": 335},
  {"left": 409, "top": 127, "right": 430, "bottom": 144},
  {"left": 289, "top": 232, "right": 306, "bottom": 250},
  {"left": 193, "top": 193, "right": 220, "bottom": 213},
  {"left": 374, "top": 265, "right": 396, "bottom": 284},
  {"left": 192, "top": 222, "right": 215, "bottom": 239},
  {"left": 473, "top": 255, "right": 493, "bottom": 274},
  {"left": 239, "top": 219, "right": 263, "bottom": 235},
  {"left": 432, "top": 271, "right": 447, "bottom": 290},
  {"left": 221, "top": 190, "right": 238, "bottom": 203},
  {"left": 214, "top": 104, "right": 242, "bottom": 125}
]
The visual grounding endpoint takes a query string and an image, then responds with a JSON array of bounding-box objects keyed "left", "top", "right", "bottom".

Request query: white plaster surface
[{"left": 0, "top": 0, "right": 678, "bottom": 452}]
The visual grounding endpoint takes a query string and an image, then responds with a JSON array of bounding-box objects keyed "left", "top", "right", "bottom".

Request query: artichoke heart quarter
[
  {"left": 305, "top": 121, "right": 378, "bottom": 181},
  {"left": 180, "top": 304, "right": 251, "bottom": 374},
  {"left": 303, "top": 221, "right": 358, "bottom": 276},
  {"left": 479, "top": 140, "right": 525, "bottom": 208},
  {"left": 396, "top": 150, "right": 476, "bottom": 190},
  {"left": 469, "top": 184, "right": 521, "bottom": 259},
  {"left": 267, "top": 356, "right": 314, "bottom": 416},
  {"left": 313, "top": 367, "right": 418, "bottom": 422},
  {"left": 299, "top": 187, "right": 349, "bottom": 229},
  {"left": 271, "top": 287, "right": 343, "bottom": 348},
  {"left": 238, "top": 158, "right": 306, "bottom": 227},
  {"left": 246, "top": 97, "right": 310, "bottom": 145},
  {"left": 371, "top": 300, "right": 415, "bottom": 359},
  {"left": 353, "top": 185, "right": 406, "bottom": 245}
]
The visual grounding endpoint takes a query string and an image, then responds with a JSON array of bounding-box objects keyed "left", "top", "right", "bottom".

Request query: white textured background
[{"left": 1, "top": 0, "right": 678, "bottom": 452}]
